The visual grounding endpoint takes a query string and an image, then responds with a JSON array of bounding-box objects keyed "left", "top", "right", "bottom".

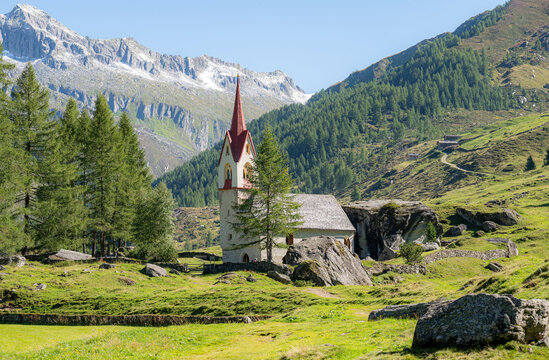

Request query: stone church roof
[{"left": 294, "top": 194, "right": 356, "bottom": 231}]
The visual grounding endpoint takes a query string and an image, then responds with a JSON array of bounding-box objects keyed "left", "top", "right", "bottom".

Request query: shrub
[
  {"left": 399, "top": 242, "right": 423, "bottom": 264},
  {"left": 425, "top": 222, "right": 438, "bottom": 242}
]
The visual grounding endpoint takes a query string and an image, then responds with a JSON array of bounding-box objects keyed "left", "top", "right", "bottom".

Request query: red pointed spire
[{"left": 230, "top": 76, "right": 246, "bottom": 136}]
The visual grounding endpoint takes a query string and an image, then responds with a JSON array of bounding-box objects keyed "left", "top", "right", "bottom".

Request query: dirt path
[
  {"left": 304, "top": 288, "right": 340, "bottom": 299},
  {"left": 440, "top": 153, "right": 490, "bottom": 176}
]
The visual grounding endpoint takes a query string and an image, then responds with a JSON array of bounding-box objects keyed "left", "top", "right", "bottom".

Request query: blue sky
[{"left": 2, "top": 0, "right": 506, "bottom": 93}]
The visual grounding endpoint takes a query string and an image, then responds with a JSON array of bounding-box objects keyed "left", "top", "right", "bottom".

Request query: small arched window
[
  {"left": 226, "top": 145, "right": 230, "bottom": 156},
  {"left": 246, "top": 143, "right": 251, "bottom": 155},
  {"left": 243, "top": 162, "right": 253, "bottom": 180},
  {"left": 224, "top": 163, "right": 232, "bottom": 180}
]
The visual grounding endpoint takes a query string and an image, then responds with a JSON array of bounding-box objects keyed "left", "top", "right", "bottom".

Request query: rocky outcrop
[
  {"left": 446, "top": 224, "right": 467, "bottom": 237},
  {"left": 99, "top": 263, "right": 115, "bottom": 270},
  {"left": 456, "top": 207, "right": 521, "bottom": 227},
  {"left": 47, "top": 249, "right": 93, "bottom": 262},
  {"left": 482, "top": 221, "right": 499, "bottom": 232},
  {"left": 143, "top": 263, "right": 167, "bottom": 277},
  {"left": 0, "top": 255, "right": 26, "bottom": 267},
  {"left": 412, "top": 294, "right": 549, "bottom": 348},
  {"left": 283, "top": 236, "right": 372, "bottom": 286},
  {"left": 369, "top": 299, "right": 448, "bottom": 320},
  {"left": 266, "top": 271, "right": 292, "bottom": 284},
  {"left": 486, "top": 262, "right": 504, "bottom": 272},
  {"left": 343, "top": 200, "right": 443, "bottom": 260}
]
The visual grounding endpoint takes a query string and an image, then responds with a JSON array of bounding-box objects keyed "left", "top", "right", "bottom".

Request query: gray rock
[
  {"left": 421, "top": 242, "right": 440, "bottom": 252},
  {"left": 99, "top": 263, "right": 115, "bottom": 269},
  {"left": 0, "top": 265, "right": 6, "bottom": 271},
  {"left": 169, "top": 268, "right": 181, "bottom": 275},
  {"left": 457, "top": 207, "right": 521, "bottom": 227},
  {"left": 118, "top": 277, "right": 135, "bottom": 286},
  {"left": 344, "top": 199, "right": 442, "bottom": 260},
  {"left": 446, "top": 224, "right": 467, "bottom": 237},
  {"left": 486, "top": 262, "right": 504, "bottom": 272},
  {"left": 246, "top": 274, "right": 257, "bottom": 283},
  {"left": 412, "top": 294, "right": 549, "bottom": 348},
  {"left": 0, "top": 255, "right": 26, "bottom": 267},
  {"left": 367, "top": 263, "right": 427, "bottom": 276},
  {"left": 34, "top": 283, "right": 46, "bottom": 291},
  {"left": 144, "top": 263, "right": 167, "bottom": 277},
  {"left": 266, "top": 271, "right": 292, "bottom": 284},
  {"left": 369, "top": 299, "right": 448, "bottom": 321},
  {"left": 283, "top": 236, "right": 372, "bottom": 286},
  {"left": 81, "top": 268, "right": 92, "bottom": 273},
  {"left": 482, "top": 221, "right": 500, "bottom": 232},
  {"left": 485, "top": 237, "right": 510, "bottom": 244},
  {"left": 48, "top": 249, "right": 93, "bottom": 262},
  {"left": 507, "top": 241, "right": 519, "bottom": 257}
]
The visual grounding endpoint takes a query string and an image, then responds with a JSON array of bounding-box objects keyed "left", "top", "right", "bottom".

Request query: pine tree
[
  {"left": 351, "top": 186, "right": 361, "bottom": 201},
  {"left": 544, "top": 150, "right": 549, "bottom": 167},
  {"left": 10, "top": 63, "right": 54, "bottom": 247},
  {"left": 111, "top": 112, "right": 152, "bottom": 251},
  {"left": 34, "top": 99, "right": 88, "bottom": 251},
  {"left": 87, "top": 95, "right": 120, "bottom": 257},
  {"left": 0, "top": 46, "right": 28, "bottom": 254},
  {"left": 525, "top": 155, "right": 536, "bottom": 171},
  {"left": 132, "top": 183, "right": 177, "bottom": 262},
  {"left": 232, "top": 126, "right": 302, "bottom": 262}
]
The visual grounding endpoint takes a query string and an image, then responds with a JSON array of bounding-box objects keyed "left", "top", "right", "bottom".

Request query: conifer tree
[
  {"left": 232, "top": 126, "right": 302, "bottom": 262},
  {"left": 34, "top": 99, "right": 87, "bottom": 251},
  {"left": 132, "top": 183, "right": 177, "bottom": 262},
  {"left": 525, "top": 155, "right": 536, "bottom": 171},
  {"left": 0, "top": 45, "right": 28, "bottom": 254},
  {"left": 10, "top": 63, "right": 54, "bottom": 245},
  {"left": 544, "top": 150, "right": 549, "bottom": 167},
  {"left": 87, "top": 95, "right": 120, "bottom": 257}
]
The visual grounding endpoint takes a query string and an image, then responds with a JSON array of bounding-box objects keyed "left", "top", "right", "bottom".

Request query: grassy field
[{"left": 1, "top": 162, "right": 548, "bottom": 359}]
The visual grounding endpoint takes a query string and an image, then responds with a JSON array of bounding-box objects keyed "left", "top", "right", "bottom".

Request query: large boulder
[
  {"left": 143, "top": 263, "right": 167, "bottom": 277},
  {"left": 343, "top": 200, "right": 443, "bottom": 260},
  {"left": 482, "top": 221, "right": 499, "bottom": 233},
  {"left": 446, "top": 224, "right": 467, "bottom": 237},
  {"left": 456, "top": 207, "right": 521, "bottom": 227},
  {"left": 0, "top": 255, "right": 26, "bottom": 267},
  {"left": 412, "top": 294, "right": 549, "bottom": 348},
  {"left": 48, "top": 249, "right": 93, "bottom": 262},
  {"left": 283, "top": 236, "right": 372, "bottom": 286}
]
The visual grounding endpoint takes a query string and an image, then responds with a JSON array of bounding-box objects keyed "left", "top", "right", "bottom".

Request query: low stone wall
[
  {"left": 369, "top": 300, "right": 448, "bottom": 320},
  {"left": 203, "top": 261, "right": 292, "bottom": 275},
  {"left": 423, "top": 249, "right": 507, "bottom": 265},
  {"left": 0, "top": 313, "right": 270, "bottom": 326},
  {"left": 368, "top": 263, "right": 427, "bottom": 276}
]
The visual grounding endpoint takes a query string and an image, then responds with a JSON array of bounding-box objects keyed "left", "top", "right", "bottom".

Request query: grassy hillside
[{"left": 2, "top": 161, "right": 549, "bottom": 358}]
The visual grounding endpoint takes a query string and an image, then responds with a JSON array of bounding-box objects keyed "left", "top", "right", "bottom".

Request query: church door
[{"left": 242, "top": 253, "right": 250, "bottom": 263}]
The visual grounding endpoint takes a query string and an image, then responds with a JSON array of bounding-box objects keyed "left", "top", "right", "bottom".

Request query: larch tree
[
  {"left": 232, "top": 125, "right": 302, "bottom": 262},
  {"left": 34, "top": 98, "right": 87, "bottom": 251},
  {"left": 0, "top": 44, "right": 28, "bottom": 255},
  {"left": 87, "top": 95, "right": 120, "bottom": 257},
  {"left": 10, "top": 63, "right": 54, "bottom": 248}
]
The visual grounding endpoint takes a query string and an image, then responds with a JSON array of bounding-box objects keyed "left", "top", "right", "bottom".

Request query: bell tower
[{"left": 217, "top": 77, "right": 256, "bottom": 263}]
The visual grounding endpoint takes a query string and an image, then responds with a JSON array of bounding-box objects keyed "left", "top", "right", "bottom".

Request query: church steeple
[{"left": 229, "top": 76, "right": 246, "bottom": 137}]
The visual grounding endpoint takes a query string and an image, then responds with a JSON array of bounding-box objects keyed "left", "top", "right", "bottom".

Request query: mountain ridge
[{"left": 0, "top": 4, "right": 311, "bottom": 176}]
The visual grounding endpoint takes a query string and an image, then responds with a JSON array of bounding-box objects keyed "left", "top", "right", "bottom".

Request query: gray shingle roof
[{"left": 294, "top": 194, "right": 356, "bottom": 231}]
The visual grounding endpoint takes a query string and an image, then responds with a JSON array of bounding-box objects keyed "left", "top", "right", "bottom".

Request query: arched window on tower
[
  {"left": 246, "top": 143, "right": 251, "bottom": 155},
  {"left": 243, "top": 162, "right": 253, "bottom": 180},
  {"left": 226, "top": 145, "right": 230, "bottom": 156},
  {"left": 224, "top": 163, "right": 232, "bottom": 180}
]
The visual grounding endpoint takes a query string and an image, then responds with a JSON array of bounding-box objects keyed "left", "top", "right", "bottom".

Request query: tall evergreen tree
[
  {"left": 0, "top": 44, "right": 28, "bottom": 255},
  {"left": 34, "top": 99, "right": 87, "bottom": 251},
  {"left": 544, "top": 150, "right": 549, "bottom": 167},
  {"left": 87, "top": 95, "right": 120, "bottom": 257},
  {"left": 10, "top": 63, "right": 54, "bottom": 247},
  {"left": 232, "top": 126, "right": 302, "bottom": 262}
]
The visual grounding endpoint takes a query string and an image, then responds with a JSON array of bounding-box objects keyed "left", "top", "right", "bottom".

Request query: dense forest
[
  {"left": 0, "top": 50, "right": 176, "bottom": 261},
  {"left": 157, "top": 27, "right": 534, "bottom": 207}
]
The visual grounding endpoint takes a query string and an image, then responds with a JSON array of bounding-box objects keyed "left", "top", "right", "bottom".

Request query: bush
[
  {"left": 399, "top": 242, "right": 423, "bottom": 264},
  {"left": 425, "top": 222, "right": 438, "bottom": 242}
]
